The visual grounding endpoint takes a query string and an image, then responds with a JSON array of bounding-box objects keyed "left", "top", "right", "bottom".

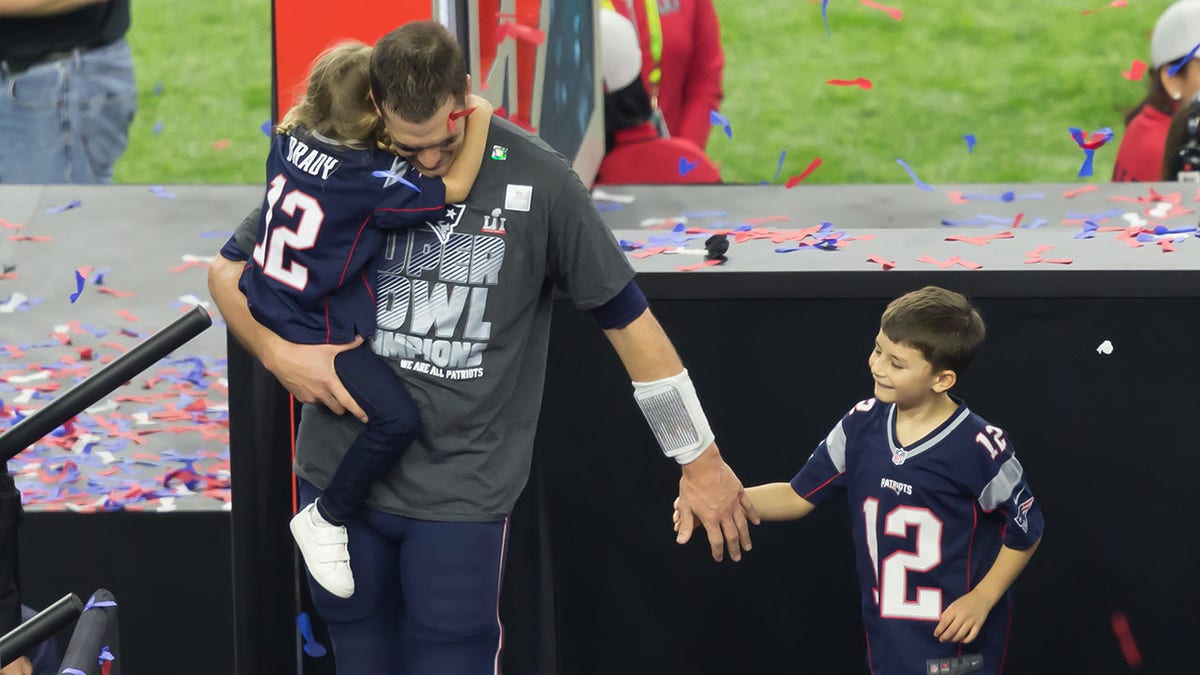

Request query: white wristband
[{"left": 632, "top": 369, "right": 714, "bottom": 465}]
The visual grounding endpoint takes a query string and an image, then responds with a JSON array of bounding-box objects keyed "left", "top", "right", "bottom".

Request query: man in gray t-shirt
[{"left": 209, "top": 22, "right": 757, "bottom": 675}]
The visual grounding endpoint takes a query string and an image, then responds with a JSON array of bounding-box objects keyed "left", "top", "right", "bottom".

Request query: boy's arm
[
  {"left": 933, "top": 538, "right": 1042, "bottom": 644},
  {"left": 745, "top": 483, "right": 816, "bottom": 521},
  {"left": 442, "top": 94, "right": 493, "bottom": 203}
]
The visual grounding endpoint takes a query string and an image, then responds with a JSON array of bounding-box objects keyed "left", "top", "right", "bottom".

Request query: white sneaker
[{"left": 290, "top": 501, "right": 355, "bottom": 598}]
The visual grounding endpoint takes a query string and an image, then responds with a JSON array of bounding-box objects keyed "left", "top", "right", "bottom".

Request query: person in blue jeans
[{"left": 0, "top": 0, "right": 136, "bottom": 184}]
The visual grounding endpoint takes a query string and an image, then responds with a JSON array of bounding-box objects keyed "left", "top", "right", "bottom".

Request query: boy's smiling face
[{"left": 868, "top": 330, "right": 952, "bottom": 407}]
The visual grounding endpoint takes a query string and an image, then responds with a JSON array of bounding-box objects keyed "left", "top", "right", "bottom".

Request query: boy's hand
[{"left": 933, "top": 590, "right": 994, "bottom": 643}]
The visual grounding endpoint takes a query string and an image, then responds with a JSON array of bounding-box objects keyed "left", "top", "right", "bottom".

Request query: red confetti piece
[
  {"left": 1012, "top": 212, "right": 1024, "bottom": 229},
  {"left": 100, "top": 342, "right": 128, "bottom": 353},
  {"left": 947, "top": 191, "right": 970, "bottom": 204},
  {"left": 827, "top": 77, "right": 873, "bottom": 90},
  {"left": 211, "top": 139, "right": 231, "bottom": 151},
  {"left": 1024, "top": 245, "right": 1074, "bottom": 265},
  {"left": 96, "top": 287, "right": 136, "bottom": 298},
  {"left": 1158, "top": 238, "right": 1176, "bottom": 253},
  {"left": 169, "top": 260, "right": 207, "bottom": 273},
  {"left": 945, "top": 231, "right": 1014, "bottom": 246},
  {"left": 867, "top": 255, "right": 896, "bottom": 270},
  {"left": 116, "top": 309, "right": 140, "bottom": 322},
  {"left": 631, "top": 246, "right": 674, "bottom": 259},
  {"left": 446, "top": 106, "right": 476, "bottom": 133},
  {"left": 676, "top": 259, "right": 724, "bottom": 272},
  {"left": 1062, "top": 185, "right": 1099, "bottom": 199},
  {"left": 1082, "top": 0, "right": 1127, "bottom": 15},
  {"left": 917, "top": 255, "right": 982, "bottom": 270},
  {"left": 9, "top": 235, "right": 51, "bottom": 242},
  {"left": 1122, "top": 59, "right": 1148, "bottom": 81},
  {"left": 1110, "top": 612, "right": 1143, "bottom": 669},
  {"left": 785, "top": 157, "right": 824, "bottom": 188},
  {"left": 77, "top": 348, "right": 93, "bottom": 361},
  {"left": 0, "top": 218, "right": 23, "bottom": 230},
  {"left": 860, "top": 0, "right": 902, "bottom": 20}
]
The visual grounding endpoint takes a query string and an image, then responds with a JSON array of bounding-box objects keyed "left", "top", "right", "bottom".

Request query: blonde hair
[{"left": 279, "top": 41, "right": 383, "bottom": 148}]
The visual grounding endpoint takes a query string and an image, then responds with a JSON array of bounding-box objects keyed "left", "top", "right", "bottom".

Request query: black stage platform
[{"left": 5, "top": 182, "right": 1199, "bottom": 674}]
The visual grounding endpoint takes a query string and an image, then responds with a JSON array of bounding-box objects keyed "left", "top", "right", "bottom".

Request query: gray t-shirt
[{"left": 231, "top": 118, "right": 635, "bottom": 520}]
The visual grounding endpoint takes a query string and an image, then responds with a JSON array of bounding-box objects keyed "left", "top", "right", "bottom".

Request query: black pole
[
  {"left": 0, "top": 593, "right": 82, "bottom": 667},
  {"left": 0, "top": 305, "right": 212, "bottom": 462}
]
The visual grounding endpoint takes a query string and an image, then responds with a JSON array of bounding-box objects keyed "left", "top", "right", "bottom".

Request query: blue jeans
[
  {"left": 298, "top": 480, "right": 509, "bottom": 675},
  {"left": 0, "top": 39, "right": 136, "bottom": 184}
]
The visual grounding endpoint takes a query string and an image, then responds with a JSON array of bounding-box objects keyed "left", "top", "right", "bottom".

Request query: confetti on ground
[
  {"left": 709, "top": 110, "right": 733, "bottom": 139},
  {"left": 827, "top": 77, "right": 873, "bottom": 90},
  {"left": 916, "top": 255, "right": 981, "bottom": 270},
  {"left": 592, "top": 190, "right": 636, "bottom": 204},
  {"left": 0, "top": 218, "right": 23, "bottom": 230},
  {"left": 861, "top": 0, "right": 902, "bottom": 21},
  {"left": 945, "top": 231, "right": 1014, "bottom": 246},
  {"left": 69, "top": 270, "right": 87, "bottom": 303},
  {"left": 1024, "top": 245, "right": 1073, "bottom": 265},
  {"left": 1122, "top": 59, "right": 1147, "bottom": 81},
  {"left": 867, "top": 255, "right": 896, "bottom": 270},
  {"left": 786, "top": 157, "right": 824, "bottom": 188},
  {"left": 46, "top": 199, "right": 82, "bottom": 214},
  {"left": 1097, "top": 339, "right": 1113, "bottom": 355},
  {"left": 148, "top": 186, "right": 176, "bottom": 199},
  {"left": 1062, "top": 185, "right": 1098, "bottom": 199},
  {"left": 896, "top": 158, "right": 933, "bottom": 191},
  {"left": 0, "top": 293, "right": 30, "bottom": 313},
  {"left": 211, "top": 139, "right": 231, "bottom": 151}
]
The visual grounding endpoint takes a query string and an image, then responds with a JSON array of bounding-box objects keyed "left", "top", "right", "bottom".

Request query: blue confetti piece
[
  {"left": 1074, "top": 220, "right": 1099, "bottom": 239},
  {"left": 370, "top": 170, "right": 419, "bottom": 191},
  {"left": 618, "top": 240, "right": 642, "bottom": 251},
  {"left": 297, "top": 612, "right": 328, "bottom": 658},
  {"left": 1066, "top": 208, "right": 1122, "bottom": 221},
  {"left": 709, "top": 110, "right": 732, "bottom": 138},
  {"left": 63, "top": 670, "right": 86, "bottom": 675},
  {"left": 822, "top": 0, "right": 831, "bottom": 37},
  {"left": 672, "top": 222, "right": 686, "bottom": 233},
  {"left": 681, "top": 211, "right": 727, "bottom": 219},
  {"left": 99, "top": 645, "right": 115, "bottom": 663},
  {"left": 84, "top": 595, "right": 118, "bottom": 612},
  {"left": 1168, "top": 43, "right": 1200, "bottom": 77},
  {"left": 772, "top": 150, "right": 787, "bottom": 182},
  {"left": 941, "top": 217, "right": 990, "bottom": 227},
  {"left": 1154, "top": 225, "right": 1198, "bottom": 235},
  {"left": 45, "top": 199, "right": 82, "bottom": 214},
  {"left": 964, "top": 134, "right": 977, "bottom": 154},
  {"left": 594, "top": 202, "right": 623, "bottom": 212},
  {"left": 152, "top": 80, "right": 164, "bottom": 96},
  {"left": 152, "top": 119, "right": 164, "bottom": 135},
  {"left": 148, "top": 185, "right": 176, "bottom": 199},
  {"left": 69, "top": 270, "right": 86, "bottom": 303},
  {"left": 1024, "top": 218, "right": 1049, "bottom": 229},
  {"left": 261, "top": 120, "right": 273, "bottom": 136},
  {"left": 1078, "top": 149, "right": 1097, "bottom": 178},
  {"left": 896, "top": 158, "right": 933, "bottom": 192},
  {"left": 678, "top": 156, "right": 698, "bottom": 176}
]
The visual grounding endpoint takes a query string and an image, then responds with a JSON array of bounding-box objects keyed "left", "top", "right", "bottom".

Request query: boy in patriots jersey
[
  {"left": 218, "top": 41, "right": 492, "bottom": 599},
  {"left": 677, "top": 286, "right": 1043, "bottom": 675}
]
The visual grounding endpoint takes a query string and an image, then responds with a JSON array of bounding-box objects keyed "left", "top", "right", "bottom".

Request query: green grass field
[{"left": 115, "top": 0, "right": 1161, "bottom": 185}]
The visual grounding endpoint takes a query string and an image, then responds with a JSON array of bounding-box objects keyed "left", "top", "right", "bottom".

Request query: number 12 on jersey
[
  {"left": 253, "top": 174, "right": 325, "bottom": 291},
  {"left": 862, "top": 498, "right": 944, "bottom": 621}
]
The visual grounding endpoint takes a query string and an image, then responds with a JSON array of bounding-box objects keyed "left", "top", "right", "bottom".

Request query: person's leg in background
[
  {"left": 398, "top": 517, "right": 509, "bottom": 674},
  {"left": 0, "top": 61, "right": 72, "bottom": 183},
  {"left": 298, "top": 479, "right": 404, "bottom": 675},
  {"left": 69, "top": 39, "right": 136, "bottom": 184}
]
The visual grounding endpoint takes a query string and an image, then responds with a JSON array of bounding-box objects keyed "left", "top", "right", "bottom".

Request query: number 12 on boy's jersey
[
  {"left": 862, "top": 498, "right": 944, "bottom": 621},
  {"left": 253, "top": 173, "right": 325, "bottom": 291}
]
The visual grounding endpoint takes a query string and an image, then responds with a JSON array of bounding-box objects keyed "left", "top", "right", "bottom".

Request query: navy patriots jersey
[
  {"left": 226, "top": 130, "right": 447, "bottom": 344},
  {"left": 791, "top": 397, "right": 1044, "bottom": 675}
]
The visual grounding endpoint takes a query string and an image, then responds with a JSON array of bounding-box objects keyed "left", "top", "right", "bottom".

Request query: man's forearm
[
  {"left": 602, "top": 309, "right": 684, "bottom": 381},
  {"left": 207, "top": 256, "right": 277, "bottom": 367},
  {"left": 0, "top": 0, "right": 108, "bottom": 17}
]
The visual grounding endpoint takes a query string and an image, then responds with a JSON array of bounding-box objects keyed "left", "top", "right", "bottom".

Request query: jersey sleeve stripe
[
  {"left": 802, "top": 472, "right": 845, "bottom": 500},
  {"left": 978, "top": 455, "right": 1026, "bottom": 512},
  {"left": 825, "top": 421, "right": 848, "bottom": 473}
]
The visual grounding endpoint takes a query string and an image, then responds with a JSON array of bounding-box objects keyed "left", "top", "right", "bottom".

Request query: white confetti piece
[
  {"left": 1097, "top": 339, "right": 1114, "bottom": 355},
  {"left": 177, "top": 294, "right": 210, "bottom": 308},
  {"left": 6, "top": 371, "right": 49, "bottom": 384},
  {"left": 0, "top": 292, "right": 29, "bottom": 313},
  {"left": 181, "top": 254, "right": 215, "bottom": 264},
  {"left": 592, "top": 189, "right": 636, "bottom": 204}
]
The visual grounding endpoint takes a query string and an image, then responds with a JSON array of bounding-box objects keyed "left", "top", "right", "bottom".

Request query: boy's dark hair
[
  {"left": 881, "top": 286, "right": 986, "bottom": 376},
  {"left": 370, "top": 22, "right": 468, "bottom": 123}
]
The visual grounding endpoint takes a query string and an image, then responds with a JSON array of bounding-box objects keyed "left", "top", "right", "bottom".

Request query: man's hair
[
  {"left": 279, "top": 41, "right": 382, "bottom": 148},
  {"left": 370, "top": 22, "right": 468, "bottom": 123},
  {"left": 880, "top": 286, "right": 986, "bottom": 376}
]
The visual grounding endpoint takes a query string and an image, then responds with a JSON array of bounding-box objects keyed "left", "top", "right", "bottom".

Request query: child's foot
[{"left": 290, "top": 501, "right": 354, "bottom": 598}]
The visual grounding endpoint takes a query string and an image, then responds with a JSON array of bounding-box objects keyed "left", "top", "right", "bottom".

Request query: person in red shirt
[
  {"left": 604, "top": 0, "right": 724, "bottom": 151},
  {"left": 1114, "top": 1, "right": 1200, "bottom": 182},
  {"left": 596, "top": 8, "right": 720, "bottom": 185}
]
